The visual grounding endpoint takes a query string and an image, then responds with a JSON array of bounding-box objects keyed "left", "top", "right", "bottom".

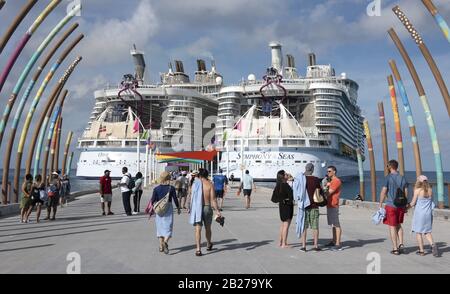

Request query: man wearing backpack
[
  {"left": 379, "top": 160, "right": 409, "bottom": 255},
  {"left": 118, "top": 167, "right": 133, "bottom": 216}
]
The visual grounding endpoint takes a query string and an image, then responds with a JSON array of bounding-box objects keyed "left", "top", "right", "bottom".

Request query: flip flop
[
  {"left": 195, "top": 250, "right": 203, "bottom": 257},
  {"left": 207, "top": 243, "right": 213, "bottom": 251},
  {"left": 390, "top": 249, "right": 400, "bottom": 255}
]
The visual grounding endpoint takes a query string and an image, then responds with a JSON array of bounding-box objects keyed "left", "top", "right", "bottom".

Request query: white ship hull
[{"left": 219, "top": 149, "right": 358, "bottom": 181}]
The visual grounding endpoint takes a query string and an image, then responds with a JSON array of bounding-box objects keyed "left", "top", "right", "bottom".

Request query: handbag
[
  {"left": 313, "top": 188, "right": 327, "bottom": 207},
  {"left": 153, "top": 190, "right": 170, "bottom": 216}
]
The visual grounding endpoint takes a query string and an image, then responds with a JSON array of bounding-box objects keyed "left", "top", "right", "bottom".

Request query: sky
[{"left": 0, "top": 0, "right": 449, "bottom": 173}]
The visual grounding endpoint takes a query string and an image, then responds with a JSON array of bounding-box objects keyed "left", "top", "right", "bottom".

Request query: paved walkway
[{"left": 0, "top": 185, "right": 449, "bottom": 274}]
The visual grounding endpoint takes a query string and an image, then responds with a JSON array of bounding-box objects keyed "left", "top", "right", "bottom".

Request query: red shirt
[
  {"left": 100, "top": 176, "right": 112, "bottom": 194},
  {"left": 327, "top": 176, "right": 342, "bottom": 208}
]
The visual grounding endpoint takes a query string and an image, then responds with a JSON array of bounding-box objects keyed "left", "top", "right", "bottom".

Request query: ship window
[
  {"left": 266, "top": 161, "right": 272, "bottom": 164},
  {"left": 255, "top": 160, "right": 262, "bottom": 163},
  {"left": 295, "top": 161, "right": 301, "bottom": 164},
  {"left": 303, "top": 161, "right": 307, "bottom": 163}
]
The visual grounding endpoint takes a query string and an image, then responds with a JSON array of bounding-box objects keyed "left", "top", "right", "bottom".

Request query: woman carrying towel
[
  {"left": 271, "top": 170, "right": 294, "bottom": 248},
  {"left": 151, "top": 171, "right": 181, "bottom": 254}
]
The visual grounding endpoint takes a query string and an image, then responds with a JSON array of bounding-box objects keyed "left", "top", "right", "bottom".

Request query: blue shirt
[
  {"left": 151, "top": 185, "right": 179, "bottom": 208},
  {"left": 213, "top": 175, "right": 228, "bottom": 191},
  {"left": 384, "top": 173, "right": 408, "bottom": 208}
]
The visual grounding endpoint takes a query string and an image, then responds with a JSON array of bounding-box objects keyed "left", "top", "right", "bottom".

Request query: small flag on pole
[{"left": 133, "top": 118, "right": 140, "bottom": 133}]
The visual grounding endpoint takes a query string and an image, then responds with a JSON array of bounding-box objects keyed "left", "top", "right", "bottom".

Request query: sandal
[
  {"left": 207, "top": 243, "right": 213, "bottom": 251},
  {"left": 398, "top": 244, "right": 405, "bottom": 254},
  {"left": 159, "top": 246, "right": 164, "bottom": 252},
  {"left": 390, "top": 249, "right": 400, "bottom": 255},
  {"left": 416, "top": 250, "right": 425, "bottom": 256},
  {"left": 195, "top": 250, "right": 203, "bottom": 257},
  {"left": 163, "top": 242, "right": 169, "bottom": 255}
]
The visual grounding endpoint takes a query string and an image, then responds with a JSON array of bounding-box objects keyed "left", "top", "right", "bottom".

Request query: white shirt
[
  {"left": 242, "top": 174, "right": 254, "bottom": 190},
  {"left": 120, "top": 173, "right": 130, "bottom": 192}
]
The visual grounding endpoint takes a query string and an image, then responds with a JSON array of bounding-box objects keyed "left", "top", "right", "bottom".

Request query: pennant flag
[
  {"left": 222, "top": 130, "right": 228, "bottom": 143},
  {"left": 99, "top": 124, "right": 107, "bottom": 133},
  {"left": 233, "top": 120, "right": 242, "bottom": 132},
  {"left": 133, "top": 118, "right": 140, "bottom": 133}
]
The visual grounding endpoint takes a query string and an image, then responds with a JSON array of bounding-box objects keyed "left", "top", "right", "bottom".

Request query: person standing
[
  {"left": 213, "top": 169, "right": 229, "bottom": 211},
  {"left": 45, "top": 172, "right": 61, "bottom": 221},
  {"left": 20, "top": 174, "right": 34, "bottom": 223},
  {"left": 26, "top": 175, "right": 45, "bottom": 223},
  {"left": 190, "top": 169, "right": 222, "bottom": 256},
  {"left": 409, "top": 175, "right": 438, "bottom": 257},
  {"left": 239, "top": 170, "right": 256, "bottom": 209},
  {"left": 60, "top": 175, "right": 70, "bottom": 207},
  {"left": 379, "top": 160, "right": 408, "bottom": 255},
  {"left": 271, "top": 170, "right": 294, "bottom": 248},
  {"left": 325, "top": 166, "right": 343, "bottom": 251},
  {"left": 118, "top": 167, "right": 132, "bottom": 216},
  {"left": 151, "top": 171, "right": 181, "bottom": 254},
  {"left": 300, "top": 163, "right": 322, "bottom": 252},
  {"left": 99, "top": 170, "right": 114, "bottom": 216},
  {"left": 132, "top": 172, "right": 144, "bottom": 214}
]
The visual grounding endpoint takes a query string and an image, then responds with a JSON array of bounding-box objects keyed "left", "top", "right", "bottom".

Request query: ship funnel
[
  {"left": 308, "top": 53, "right": 316, "bottom": 66},
  {"left": 175, "top": 60, "right": 185, "bottom": 73},
  {"left": 197, "top": 59, "right": 206, "bottom": 72},
  {"left": 130, "top": 44, "right": 146, "bottom": 83},
  {"left": 269, "top": 42, "right": 283, "bottom": 73},
  {"left": 286, "top": 54, "right": 295, "bottom": 68}
]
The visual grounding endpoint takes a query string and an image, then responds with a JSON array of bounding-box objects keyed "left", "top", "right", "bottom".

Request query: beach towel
[
  {"left": 293, "top": 172, "right": 310, "bottom": 238},
  {"left": 371, "top": 207, "right": 386, "bottom": 225},
  {"left": 189, "top": 178, "right": 203, "bottom": 225}
]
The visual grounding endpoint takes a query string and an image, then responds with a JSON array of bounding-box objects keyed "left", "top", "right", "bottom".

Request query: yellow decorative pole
[
  {"left": 363, "top": 120, "right": 377, "bottom": 202},
  {"left": 388, "top": 75, "right": 405, "bottom": 176},
  {"left": 62, "top": 132, "right": 73, "bottom": 176},
  {"left": 378, "top": 102, "right": 389, "bottom": 176}
]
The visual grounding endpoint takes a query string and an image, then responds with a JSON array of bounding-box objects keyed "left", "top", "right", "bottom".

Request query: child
[{"left": 409, "top": 175, "right": 438, "bottom": 257}]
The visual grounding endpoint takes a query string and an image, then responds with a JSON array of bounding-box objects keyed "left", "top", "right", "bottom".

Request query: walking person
[
  {"left": 132, "top": 172, "right": 144, "bottom": 214},
  {"left": 26, "top": 175, "right": 45, "bottom": 223},
  {"left": 151, "top": 171, "right": 181, "bottom": 255},
  {"left": 186, "top": 170, "right": 199, "bottom": 213},
  {"left": 175, "top": 171, "right": 189, "bottom": 210},
  {"left": 300, "top": 163, "right": 322, "bottom": 252},
  {"left": 325, "top": 166, "right": 343, "bottom": 251},
  {"left": 45, "top": 172, "right": 61, "bottom": 221},
  {"left": 99, "top": 170, "right": 114, "bottom": 216},
  {"left": 190, "top": 169, "right": 222, "bottom": 256},
  {"left": 271, "top": 170, "right": 294, "bottom": 248},
  {"left": 213, "top": 169, "right": 229, "bottom": 211},
  {"left": 238, "top": 170, "right": 256, "bottom": 209},
  {"left": 379, "top": 160, "right": 408, "bottom": 255},
  {"left": 409, "top": 175, "right": 439, "bottom": 257},
  {"left": 59, "top": 175, "right": 70, "bottom": 207},
  {"left": 118, "top": 167, "right": 133, "bottom": 216},
  {"left": 20, "top": 174, "right": 34, "bottom": 223}
]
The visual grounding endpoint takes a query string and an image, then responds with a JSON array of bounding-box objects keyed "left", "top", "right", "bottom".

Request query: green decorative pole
[
  {"left": 66, "top": 151, "right": 74, "bottom": 177},
  {"left": 389, "top": 60, "right": 422, "bottom": 177},
  {"left": 356, "top": 148, "right": 365, "bottom": 200},
  {"left": 388, "top": 28, "right": 444, "bottom": 208},
  {"left": 51, "top": 116, "right": 63, "bottom": 172},
  {"left": 62, "top": 132, "right": 74, "bottom": 176},
  {"left": 393, "top": 6, "right": 450, "bottom": 117},
  {"left": 0, "top": 0, "right": 37, "bottom": 54}
]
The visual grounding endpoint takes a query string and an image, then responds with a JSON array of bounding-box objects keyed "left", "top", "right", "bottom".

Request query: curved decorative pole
[
  {"left": 388, "top": 28, "right": 444, "bottom": 208},
  {"left": 389, "top": 60, "right": 422, "bottom": 177},
  {"left": 363, "top": 120, "right": 377, "bottom": 202},
  {"left": 393, "top": 6, "right": 450, "bottom": 116},
  {"left": 56, "top": 118, "right": 63, "bottom": 172},
  {"left": 62, "top": 131, "right": 73, "bottom": 176},
  {"left": 0, "top": 5, "right": 81, "bottom": 147},
  {"left": 388, "top": 75, "right": 405, "bottom": 176},
  {"left": 9, "top": 35, "right": 83, "bottom": 202},
  {"left": 378, "top": 102, "right": 389, "bottom": 176},
  {"left": 356, "top": 148, "right": 365, "bottom": 201},
  {"left": 66, "top": 151, "right": 74, "bottom": 177},
  {"left": 51, "top": 116, "right": 63, "bottom": 172},
  {"left": 0, "top": 0, "right": 37, "bottom": 54},
  {"left": 422, "top": 0, "right": 450, "bottom": 43},
  {"left": 0, "top": 0, "right": 62, "bottom": 96}
]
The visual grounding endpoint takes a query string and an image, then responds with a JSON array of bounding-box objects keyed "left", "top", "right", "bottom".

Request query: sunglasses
[{"left": 327, "top": 170, "right": 333, "bottom": 173}]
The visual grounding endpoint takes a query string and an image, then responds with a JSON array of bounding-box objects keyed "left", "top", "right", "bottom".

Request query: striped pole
[
  {"left": 393, "top": 6, "right": 450, "bottom": 116},
  {"left": 388, "top": 28, "right": 444, "bottom": 208},
  {"left": 356, "top": 148, "right": 365, "bottom": 200},
  {"left": 378, "top": 102, "right": 389, "bottom": 176},
  {"left": 0, "top": 4, "right": 81, "bottom": 148},
  {"left": 0, "top": 1, "right": 37, "bottom": 54},
  {"left": 388, "top": 75, "right": 405, "bottom": 176},
  {"left": 0, "top": 0, "right": 61, "bottom": 96},
  {"left": 10, "top": 33, "right": 83, "bottom": 202},
  {"left": 66, "top": 152, "right": 74, "bottom": 177},
  {"left": 389, "top": 60, "right": 422, "bottom": 177},
  {"left": 363, "top": 120, "right": 377, "bottom": 202},
  {"left": 62, "top": 132, "right": 73, "bottom": 176},
  {"left": 422, "top": 0, "right": 450, "bottom": 43}
]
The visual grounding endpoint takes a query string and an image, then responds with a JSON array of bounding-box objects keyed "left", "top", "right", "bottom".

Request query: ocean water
[{"left": 1, "top": 170, "right": 449, "bottom": 206}]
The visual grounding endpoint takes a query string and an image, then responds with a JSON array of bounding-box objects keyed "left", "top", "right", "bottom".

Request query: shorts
[
  {"left": 327, "top": 207, "right": 340, "bottom": 227},
  {"left": 243, "top": 189, "right": 252, "bottom": 197},
  {"left": 194, "top": 205, "right": 213, "bottom": 227},
  {"left": 215, "top": 190, "right": 224, "bottom": 198},
  {"left": 101, "top": 194, "right": 112, "bottom": 203},
  {"left": 31, "top": 197, "right": 44, "bottom": 206},
  {"left": 305, "top": 208, "right": 320, "bottom": 230},
  {"left": 47, "top": 195, "right": 60, "bottom": 208},
  {"left": 383, "top": 205, "right": 405, "bottom": 226},
  {"left": 177, "top": 189, "right": 187, "bottom": 198},
  {"left": 20, "top": 197, "right": 32, "bottom": 209}
]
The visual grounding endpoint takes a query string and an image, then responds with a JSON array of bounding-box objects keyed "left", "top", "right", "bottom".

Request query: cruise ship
[
  {"left": 76, "top": 46, "right": 222, "bottom": 178},
  {"left": 218, "top": 42, "right": 365, "bottom": 181}
]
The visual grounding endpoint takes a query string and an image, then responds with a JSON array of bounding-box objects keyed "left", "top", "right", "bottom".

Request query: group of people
[{"left": 20, "top": 170, "right": 71, "bottom": 223}]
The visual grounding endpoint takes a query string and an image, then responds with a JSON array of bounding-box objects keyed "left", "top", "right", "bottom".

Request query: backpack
[
  {"left": 391, "top": 175, "right": 408, "bottom": 207},
  {"left": 126, "top": 175, "right": 135, "bottom": 190},
  {"left": 31, "top": 187, "right": 40, "bottom": 201}
]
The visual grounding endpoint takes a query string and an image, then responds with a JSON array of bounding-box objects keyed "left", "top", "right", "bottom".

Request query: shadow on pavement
[
  {"left": 0, "top": 228, "right": 107, "bottom": 244},
  {"left": 170, "top": 238, "right": 237, "bottom": 255},
  {"left": 0, "top": 243, "right": 55, "bottom": 253}
]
